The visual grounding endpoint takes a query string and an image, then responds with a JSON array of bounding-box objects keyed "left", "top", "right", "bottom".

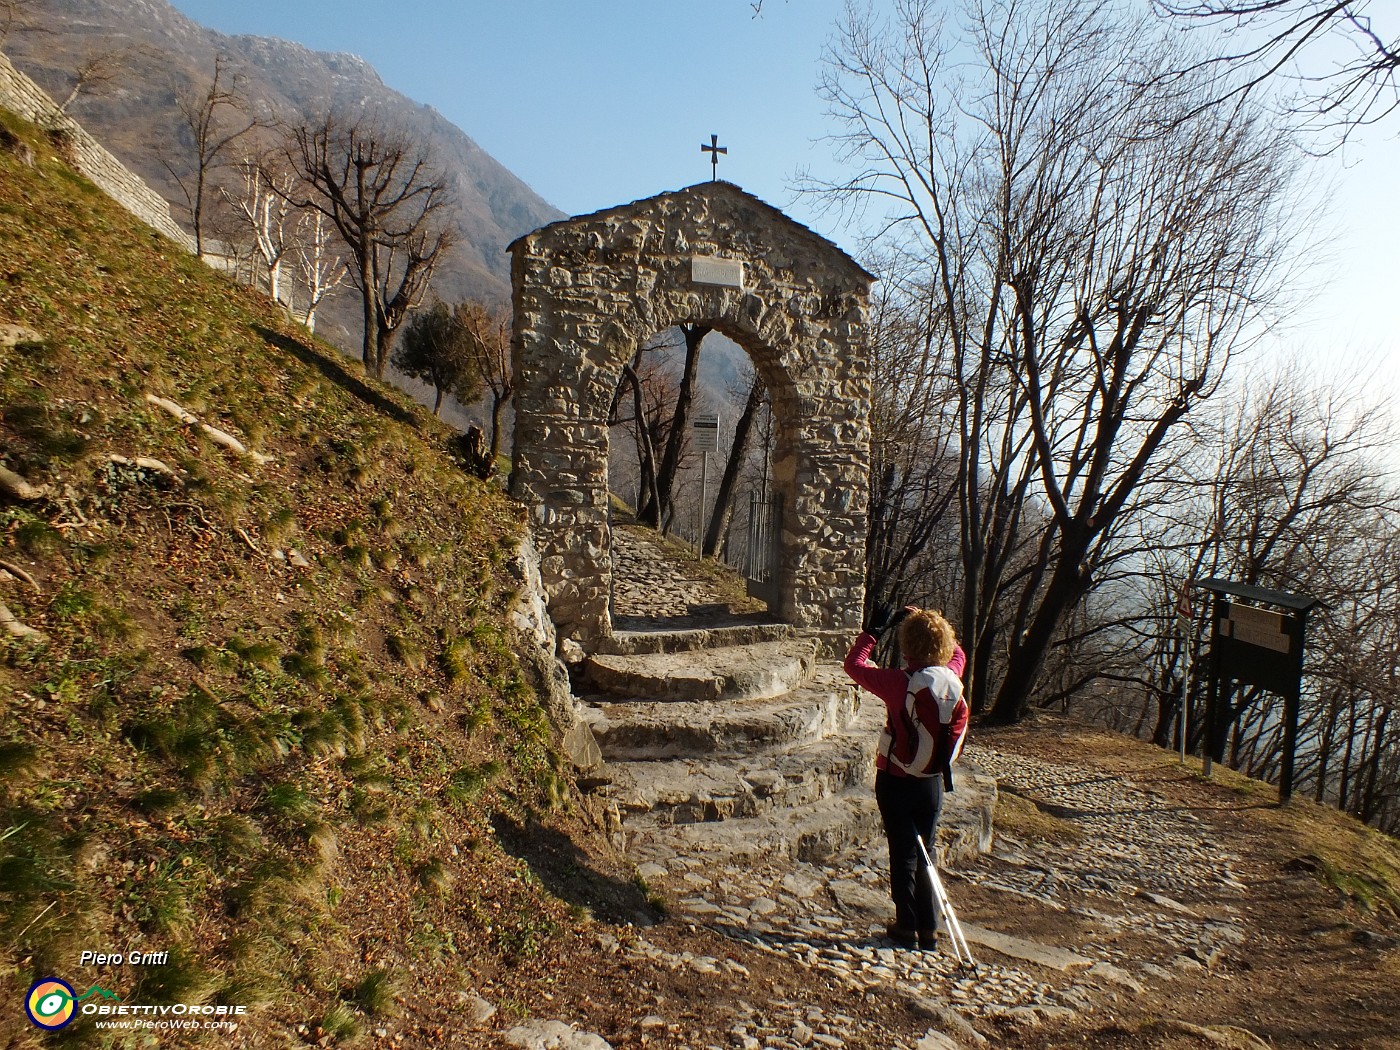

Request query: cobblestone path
[{"left": 617, "top": 744, "right": 1251, "bottom": 1049}]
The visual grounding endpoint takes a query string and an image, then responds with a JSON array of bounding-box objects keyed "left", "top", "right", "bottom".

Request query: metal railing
[{"left": 746, "top": 492, "right": 782, "bottom": 607}]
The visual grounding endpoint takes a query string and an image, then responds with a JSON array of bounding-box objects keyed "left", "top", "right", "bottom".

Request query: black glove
[{"left": 864, "top": 602, "right": 911, "bottom": 638}]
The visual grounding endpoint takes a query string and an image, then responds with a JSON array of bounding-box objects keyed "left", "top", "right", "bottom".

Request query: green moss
[
  {"left": 387, "top": 634, "right": 427, "bottom": 670},
  {"left": 0, "top": 741, "right": 43, "bottom": 787},
  {"left": 12, "top": 515, "right": 64, "bottom": 555},
  {"left": 227, "top": 635, "right": 283, "bottom": 673},
  {"left": 126, "top": 685, "right": 293, "bottom": 789},
  {"left": 440, "top": 635, "right": 471, "bottom": 682},
  {"left": 261, "top": 505, "right": 298, "bottom": 545},
  {"left": 444, "top": 760, "right": 502, "bottom": 810},
  {"left": 316, "top": 1001, "right": 362, "bottom": 1043},
  {"left": 415, "top": 857, "right": 454, "bottom": 897}
]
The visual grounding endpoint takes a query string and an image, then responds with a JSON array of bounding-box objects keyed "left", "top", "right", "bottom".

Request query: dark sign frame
[{"left": 1197, "top": 578, "right": 1321, "bottom": 802}]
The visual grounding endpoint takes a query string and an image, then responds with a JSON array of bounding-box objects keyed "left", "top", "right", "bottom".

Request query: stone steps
[
  {"left": 603, "top": 697, "right": 885, "bottom": 822},
  {"left": 598, "top": 621, "right": 795, "bottom": 656},
  {"left": 582, "top": 663, "right": 856, "bottom": 760},
  {"left": 616, "top": 760, "right": 996, "bottom": 869},
  {"left": 579, "top": 614, "right": 995, "bottom": 878},
  {"left": 584, "top": 638, "right": 818, "bottom": 703},
  {"left": 626, "top": 786, "right": 886, "bottom": 866}
]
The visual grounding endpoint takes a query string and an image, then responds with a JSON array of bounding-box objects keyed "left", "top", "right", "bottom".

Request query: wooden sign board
[
  {"left": 1218, "top": 602, "right": 1291, "bottom": 654},
  {"left": 1196, "top": 579, "right": 1321, "bottom": 803},
  {"left": 1213, "top": 600, "right": 1302, "bottom": 698}
]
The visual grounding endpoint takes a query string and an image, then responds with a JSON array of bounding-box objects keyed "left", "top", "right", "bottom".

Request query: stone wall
[
  {"left": 506, "top": 536, "right": 601, "bottom": 772},
  {"left": 509, "top": 181, "right": 875, "bottom": 650},
  {"left": 0, "top": 50, "right": 195, "bottom": 252}
]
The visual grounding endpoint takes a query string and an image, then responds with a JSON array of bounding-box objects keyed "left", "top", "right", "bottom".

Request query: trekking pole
[{"left": 916, "top": 834, "right": 975, "bottom": 967}]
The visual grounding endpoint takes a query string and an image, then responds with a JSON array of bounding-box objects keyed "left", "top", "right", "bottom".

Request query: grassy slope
[{"left": 0, "top": 109, "right": 602, "bottom": 1047}]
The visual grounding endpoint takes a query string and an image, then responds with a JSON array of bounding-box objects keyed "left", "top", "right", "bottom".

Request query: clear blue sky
[
  {"left": 164, "top": 0, "right": 1398, "bottom": 409},
  {"left": 165, "top": 0, "right": 850, "bottom": 224}
]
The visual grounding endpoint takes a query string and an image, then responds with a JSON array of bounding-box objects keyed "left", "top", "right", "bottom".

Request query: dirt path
[{"left": 970, "top": 719, "right": 1400, "bottom": 1050}]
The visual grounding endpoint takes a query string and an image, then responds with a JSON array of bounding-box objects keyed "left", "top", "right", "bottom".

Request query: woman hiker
[{"left": 844, "top": 605, "right": 969, "bottom": 950}]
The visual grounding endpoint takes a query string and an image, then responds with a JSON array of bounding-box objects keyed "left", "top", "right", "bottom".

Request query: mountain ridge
[{"left": 2, "top": 0, "right": 565, "bottom": 342}]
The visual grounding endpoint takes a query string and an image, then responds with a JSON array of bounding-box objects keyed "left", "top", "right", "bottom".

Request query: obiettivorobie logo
[
  {"left": 25, "top": 978, "right": 119, "bottom": 1030},
  {"left": 24, "top": 977, "right": 246, "bottom": 1031}
]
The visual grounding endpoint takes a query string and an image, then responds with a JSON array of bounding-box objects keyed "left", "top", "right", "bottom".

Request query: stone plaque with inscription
[{"left": 691, "top": 255, "right": 745, "bottom": 290}]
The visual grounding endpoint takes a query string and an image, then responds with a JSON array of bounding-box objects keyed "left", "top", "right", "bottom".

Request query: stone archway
[{"left": 508, "top": 181, "right": 874, "bottom": 651}]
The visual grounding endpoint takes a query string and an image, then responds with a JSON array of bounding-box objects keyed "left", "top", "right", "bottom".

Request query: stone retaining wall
[{"left": 0, "top": 50, "right": 195, "bottom": 252}]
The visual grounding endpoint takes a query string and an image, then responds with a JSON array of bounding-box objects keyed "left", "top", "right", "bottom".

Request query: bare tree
[
  {"left": 277, "top": 113, "right": 454, "bottom": 379},
  {"left": 225, "top": 159, "right": 294, "bottom": 304},
  {"left": 1300, "top": 537, "right": 1399, "bottom": 827},
  {"left": 1115, "top": 364, "right": 1400, "bottom": 828},
  {"left": 55, "top": 44, "right": 152, "bottom": 113},
  {"left": 162, "top": 53, "right": 261, "bottom": 258},
  {"left": 639, "top": 324, "right": 710, "bottom": 531},
  {"left": 1155, "top": 1, "right": 1400, "bottom": 140},
  {"left": 703, "top": 367, "right": 767, "bottom": 559},
  {"left": 817, "top": 0, "right": 1303, "bottom": 723},
  {"left": 454, "top": 301, "right": 513, "bottom": 461},
  {"left": 58, "top": 53, "right": 114, "bottom": 113},
  {"left": 609, "top": 339, "right": 678, "bottom": 518},
  {"left": 860, "top": 269, "right": 963, "bottom": 620},
  {"left": 1192, "top": 376, "right": 1399, "bottom": 784},
  {"left": 291, "top": 210, "right": 345, "bottom": 334}
]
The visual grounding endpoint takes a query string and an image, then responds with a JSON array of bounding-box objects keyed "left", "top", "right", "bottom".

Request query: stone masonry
[
  {"left": 0, "top": 50, "right": 196, "bottom": 252},
  {"left": 508, "top": 181, "right": 875, "bottom": 650}
]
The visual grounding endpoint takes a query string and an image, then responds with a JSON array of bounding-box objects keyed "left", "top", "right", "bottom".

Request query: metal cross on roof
[{"left": 701, "top": 134, "right": 727, "bottom": 181}]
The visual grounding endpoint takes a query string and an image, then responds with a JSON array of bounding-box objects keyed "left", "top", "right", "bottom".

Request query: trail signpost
[
  {"left": 1175, "top": 582, "right": 1194, "bottom": 766},
  {"left": 692, "top": 413, "right": 719, "bottom": 453},
  {"left": 1197, "top": 578, "right": 1322, "bottom": 802}
]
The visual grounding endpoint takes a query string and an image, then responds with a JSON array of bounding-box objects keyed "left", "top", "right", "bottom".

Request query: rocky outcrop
[{"left": 506, "top": 536, "right": 602, "bottom": 773}]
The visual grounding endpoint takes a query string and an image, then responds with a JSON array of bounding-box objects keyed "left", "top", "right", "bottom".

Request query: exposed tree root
[
  {"left": 0, "top": 463, "right": 48, "bottom": 501},
  {"left": 0, "top": 600, "right": 48, "bottom": 644},
  {"left": 0, "top": 559, "right": 40, "bottom": 591},
  {"left": 234, "top": 526, "right": 263, "bottom": 554},
  {"left": 145, "top": 393, "right": 271, "bottom": 465},
  {"left": 107, "top": 452, "right": 180, "bottom": 479}
]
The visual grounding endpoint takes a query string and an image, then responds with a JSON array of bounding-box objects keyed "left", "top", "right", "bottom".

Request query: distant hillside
[{"left": 2, "top": 0, "right": 564, "bottom": 346}]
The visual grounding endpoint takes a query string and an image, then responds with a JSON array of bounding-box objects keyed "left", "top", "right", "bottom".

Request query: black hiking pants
[{"left": 875, "top": 768, "right": 943, "bottom": 932}]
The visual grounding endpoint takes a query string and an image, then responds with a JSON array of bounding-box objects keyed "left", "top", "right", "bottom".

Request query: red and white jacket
[{"left": 844, "top": 633, "right": 969, "bottom": 787}]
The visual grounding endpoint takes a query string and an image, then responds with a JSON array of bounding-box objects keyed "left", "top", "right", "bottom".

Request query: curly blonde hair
[{"left": 900, "top": 608, "right": 956, "bottom": 669}]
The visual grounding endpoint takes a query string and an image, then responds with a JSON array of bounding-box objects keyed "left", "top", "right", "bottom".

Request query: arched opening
[{"left": 604, "top": 322, "right": 779, "bottom": 631}]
